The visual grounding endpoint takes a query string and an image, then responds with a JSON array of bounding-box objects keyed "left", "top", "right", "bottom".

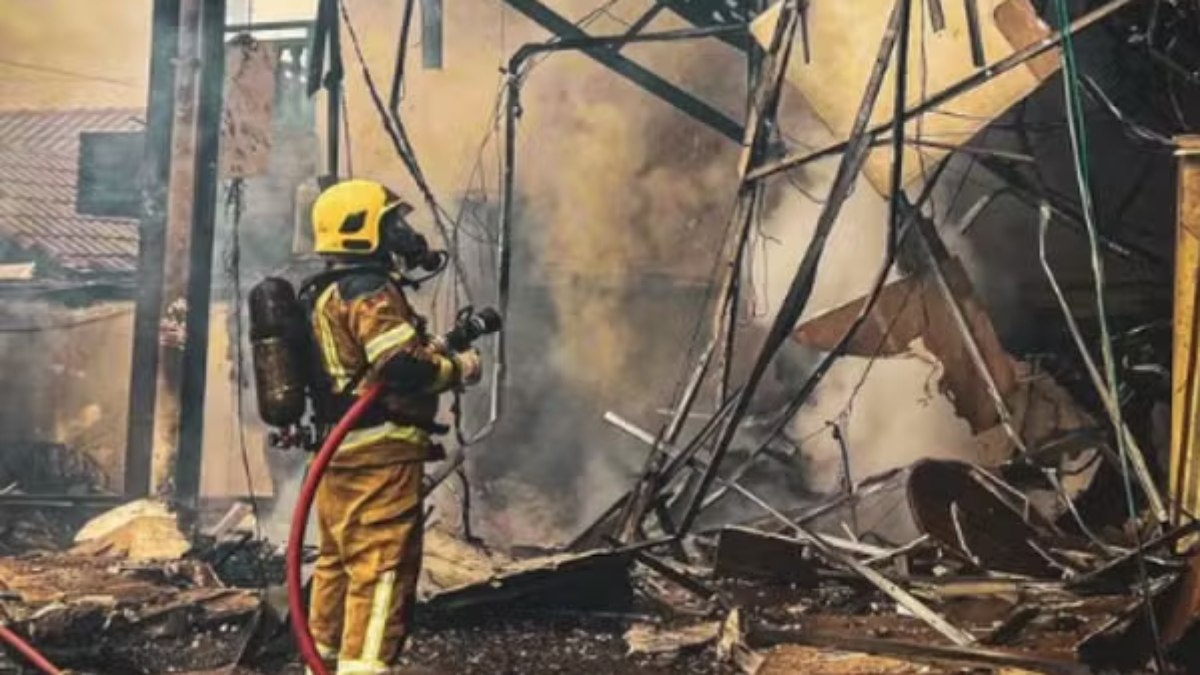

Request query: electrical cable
[
  {"left": 341, "top": 83, "right": 354, "bottom": 177},
  {"left": 339, "top": 0, "right": 476, "bottom": 304},
  {"left": 388, "top": 0, "right": 418, "bottom": 111},
  {"left": 0, "top": 57, "right": 136, "bottom": 88},
  {"left": 1081, "top": 75, "right": 1177, "bottom": 148},
  {"left": 1051, "top": 0, "right": 1168, "bottom": 668},
  {"left": 222, "top": 179, "right": 270, "bottom": 590}
]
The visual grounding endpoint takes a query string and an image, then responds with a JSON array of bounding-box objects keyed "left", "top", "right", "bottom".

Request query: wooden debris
[
  {"left": 793, "top": 257, "right": 1016, "bottom": 434},
  {"left": 623, "top": 620, "right": 720, "bottom": 656},
  {"left": 786, "top": 522, "right": 978, "bottom": 646},
  {"left": 758, "top": 644, "right": 948, "bottom": 675},
  {"left": 0, "top": 553, "right": 260, "bottom": 672},
  {"left": 715, "top": 527, "right": 819, "bottom": 586},
  {"left": 752, "top": 628, "right": 1091, "bottom": 675},
  {"left": 70, "top": 515, "right": 191, "bottom": 560},
  {"left": 419, "top": 527, "right": 505, "bottom": 597},
  {"left": 718, "top": 608, "right": 765, "bottom": 674},
  {"left": 424, "top": 548, "right": 634, "bottom": 612},
  {"left": 1164, "top": 551, "right": 1200, "bottom": 646},
  {"left": 1076, "top": 576, "right": 1177, "bottom": 671},
  {"left": 71, "top": 499, "right": 190, "bottom": 560}
]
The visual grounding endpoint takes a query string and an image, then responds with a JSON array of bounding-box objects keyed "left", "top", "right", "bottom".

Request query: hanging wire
[
  {"left": 1051, "top": 0, "right": 1168, "bottom": 667},
  {"left": 222, "top": 178, "right": 269, "bottom": 590},
  {"left": 341, "top": 81, "right": 354, "bottom": 177},
  {"left": 339, "top": 0, "right": 478, "bottom": 302}
]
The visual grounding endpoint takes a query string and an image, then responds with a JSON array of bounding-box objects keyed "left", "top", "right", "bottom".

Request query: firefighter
[{"left": 303, "top": 179, "right": 481, "bottom": 674}]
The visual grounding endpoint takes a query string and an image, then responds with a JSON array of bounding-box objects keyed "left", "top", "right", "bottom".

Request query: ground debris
[
  {"left": 623, "top": 620, "right": 721, "bottom": 656},
  {"left": 71, "top": 499, "right": 191, "bottom": 561},
  {"left": 0, "top": 552, "right": 260, "bottom": 673},
  {"left": 757, "top": 645, "right": 951, "bottom": 675}
]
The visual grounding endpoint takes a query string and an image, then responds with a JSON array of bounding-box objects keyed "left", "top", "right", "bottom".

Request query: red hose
[
  {"left": 0, "top": 624, "right": 62, "bottom": 675},
  {"left": 287, "top": 382, "right": 385, "bottom": 675}
]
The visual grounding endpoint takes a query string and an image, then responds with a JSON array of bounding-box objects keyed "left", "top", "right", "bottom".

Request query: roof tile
[{"left": 0, "top": 107, "right": 142, "bottom": 275}]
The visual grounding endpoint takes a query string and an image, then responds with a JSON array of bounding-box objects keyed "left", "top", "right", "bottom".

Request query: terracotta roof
[{"left": 0, "top": 108, "right": 142, "bottom": 275}]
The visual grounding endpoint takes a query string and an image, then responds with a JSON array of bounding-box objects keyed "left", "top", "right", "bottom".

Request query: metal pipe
[
  {"left": 602, "top": 412, "right": 891, "bottom": 558},
  {"left": 1037, "top": 203, "right": 1168, "bottom": 522},
  {"left": 787, "top": 522, "right": 977, "bottom": 645},
  {"left": 325, "top": 6, "right": 343, "bottom": 180},
  {"left": 226, "top": 20, "right": 314, "bottom": 32},
  {"left": 480, "top": 21, "right": 754, "bottom": 441},
  {"left": 509, "top": 23, "right": 749, "bottom": 65},
  {"left": 676, "top": 0, "right": 908, "bottom": 537},
  {"left": 503, "top": 0, "right": 745, "bottom": 141},
  {"left": 666, "top": 338, "right": 719, "bottom": 444},
  {"left": 695, "top": 157, "right": 951, "bottom": 516},
  {"left": 470, "top": 67, "right": 522, "bottom": 444},
  {"left": 927, "top": 0, "right": 947, "bottom": 31}
]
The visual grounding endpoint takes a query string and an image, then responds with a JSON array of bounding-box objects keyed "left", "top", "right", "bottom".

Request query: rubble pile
[
  {"left": 0, "top": 502, "right": 263, "bottom": 674},
  {"left": 0, "top": 442, "right": 113, "bottom": 556}
]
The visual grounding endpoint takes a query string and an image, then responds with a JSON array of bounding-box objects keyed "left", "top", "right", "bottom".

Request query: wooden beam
[{"left": 1172, "top": 136, "right": 1200, "bottom": 538}]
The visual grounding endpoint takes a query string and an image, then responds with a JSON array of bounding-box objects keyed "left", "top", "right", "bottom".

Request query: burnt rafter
[{"left": 501, "top": 0, "right": 744, "bottom": 142}]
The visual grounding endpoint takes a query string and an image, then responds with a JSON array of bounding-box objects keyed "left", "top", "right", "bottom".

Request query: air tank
[{"left": 249, "top": 277, "right": 310, "bottom": 428}]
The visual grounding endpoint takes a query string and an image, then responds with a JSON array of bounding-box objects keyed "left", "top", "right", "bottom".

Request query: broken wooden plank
[
  {"left": 751, "top": 628, "right": 1091, "bottom": 675},
  {"left": 624, "top": 620, "right": 720, "bottom": 656},
  {"left": 757, "top": 644, "right": 940, "bottom": 674},
  {"left": 792, "top": 257, "right": 1016, "bottom": 434},
  {"left": 715, "top": 527, "right": 819, "bottom": 586},
  {"left": 423, "top": 548, "right": 634, "bottom": 613},
  {"left": 1164, "top": 551, "right": 1200, "bottom": 646},
  {"left": 1172, "top": 135, "right": 1200, "bottom": 538}
]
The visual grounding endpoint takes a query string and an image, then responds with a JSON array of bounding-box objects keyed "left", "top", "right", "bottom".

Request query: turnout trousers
[{"left": 309, "top": 460, "right": 424, "bottom": 675}]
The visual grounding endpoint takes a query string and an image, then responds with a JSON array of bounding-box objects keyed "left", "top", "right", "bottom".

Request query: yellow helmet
[{"left": 311, "top": 179, "right": 412, "bottom": 255}]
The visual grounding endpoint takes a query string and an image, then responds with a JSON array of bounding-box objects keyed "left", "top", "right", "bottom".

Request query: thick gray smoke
[{"left": 326, "top": 0, "right": 753, "bottom": 546}]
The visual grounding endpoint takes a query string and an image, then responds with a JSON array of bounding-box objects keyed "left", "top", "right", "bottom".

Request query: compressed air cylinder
[{"left": 249, "top": 277, "right": 309, "bottom": 428}]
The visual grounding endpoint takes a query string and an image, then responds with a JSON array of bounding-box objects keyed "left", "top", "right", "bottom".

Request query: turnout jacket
[{"left": 307, "top": 268, "right": 461, "bottom": 467}]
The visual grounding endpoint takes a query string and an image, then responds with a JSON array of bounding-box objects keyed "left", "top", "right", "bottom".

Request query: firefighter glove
[{"left": 453, "top": 349, "right": 483, "bottom": 386}]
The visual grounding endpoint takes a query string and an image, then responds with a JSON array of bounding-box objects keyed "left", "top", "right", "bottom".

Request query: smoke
[
  {"left": 331, "top": 0, "right": 750, "bottom": 545},
  {"left": 747, "top": 101, "right": 983, "bottom": 494}
]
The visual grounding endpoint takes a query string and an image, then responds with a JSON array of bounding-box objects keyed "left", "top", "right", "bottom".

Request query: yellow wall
[{"left": 0, "top": 0, "right": 314, "bottom": 110}]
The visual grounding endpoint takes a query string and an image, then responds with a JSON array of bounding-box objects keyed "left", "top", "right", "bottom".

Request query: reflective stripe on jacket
[{"left": 310, "top": 271, "right": 459, "bottom": 466}]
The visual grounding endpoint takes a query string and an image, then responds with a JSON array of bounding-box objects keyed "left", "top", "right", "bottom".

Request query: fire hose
[
  {"left": 0, "top": 624, "right": 62, "bottom": 675},
  {"left": 286, "top": 381, "right": 385, "bottom": 675}
]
